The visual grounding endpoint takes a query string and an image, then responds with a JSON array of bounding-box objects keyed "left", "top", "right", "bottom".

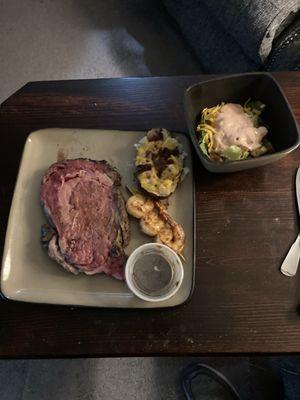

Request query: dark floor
[{"left": 0, "top": 357, "right": 286, "bottom": 399}]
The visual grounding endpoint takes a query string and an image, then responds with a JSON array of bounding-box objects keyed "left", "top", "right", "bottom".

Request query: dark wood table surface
[{"left": 0, "top": 73, "right": 300, "bottom": 358}]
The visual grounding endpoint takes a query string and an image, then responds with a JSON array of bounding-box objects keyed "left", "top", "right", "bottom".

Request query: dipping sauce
[
  {"left": 125, "top": 243, "right": 184, "bottom": 302},
  {"left": 132, "top": 253, "right": 173, "bottom": 295}
]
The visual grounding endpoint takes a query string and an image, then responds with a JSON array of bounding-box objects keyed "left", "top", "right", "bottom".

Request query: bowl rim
[{"left": 184, "top": 72, "right": 300, "bottom": 168}]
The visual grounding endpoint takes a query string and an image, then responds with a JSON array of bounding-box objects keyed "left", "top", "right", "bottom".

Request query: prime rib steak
[{"left": 40, "top": 159, "right": 129, "bottom": 280}]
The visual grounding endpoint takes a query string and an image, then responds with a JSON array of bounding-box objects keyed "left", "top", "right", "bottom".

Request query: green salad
[{"left": 197, "top": 99, "right": 273, "bottom": 162}]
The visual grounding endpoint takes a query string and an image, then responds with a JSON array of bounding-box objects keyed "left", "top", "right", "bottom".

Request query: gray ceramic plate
[{"left": 1, "top": 129, "right": 195, "bottom": 308}]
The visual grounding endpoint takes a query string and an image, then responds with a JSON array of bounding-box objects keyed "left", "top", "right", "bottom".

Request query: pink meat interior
[{"left": 40, "top": 159, "right": 119, "bottom": 273}]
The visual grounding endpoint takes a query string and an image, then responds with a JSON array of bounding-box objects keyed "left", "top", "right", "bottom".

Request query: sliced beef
[{"left": 40, "top": 159, "right": 129, "bottom": 280}]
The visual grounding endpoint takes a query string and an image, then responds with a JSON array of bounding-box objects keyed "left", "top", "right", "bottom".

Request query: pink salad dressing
[{"left": 213, "top": 103, "right": 268, "bottom": 154}]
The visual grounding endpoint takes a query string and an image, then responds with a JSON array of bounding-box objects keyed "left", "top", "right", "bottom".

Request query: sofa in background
[{"left": 163, "top": 0, "right": 300, "bottom": 73}]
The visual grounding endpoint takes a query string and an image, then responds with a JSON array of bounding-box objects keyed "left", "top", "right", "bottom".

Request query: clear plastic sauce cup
[{"left": 125, "top": 243, "right": 184, "bottom": 302}]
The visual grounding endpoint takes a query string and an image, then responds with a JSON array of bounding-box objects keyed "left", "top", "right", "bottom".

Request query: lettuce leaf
[
  {"left": 199, "top": 141, "right": 209, "bottom": 157},
  {"left": 223, "top": 145, "right": 249, "bottom": 161}
]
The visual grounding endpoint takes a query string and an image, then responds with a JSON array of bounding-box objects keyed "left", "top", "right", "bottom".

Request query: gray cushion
[
  {"left": 163, "top": 0, "right": 300, "bottom": 72},
  {"left": 266, "top": 17, "right": 300, "bottom": 71}
]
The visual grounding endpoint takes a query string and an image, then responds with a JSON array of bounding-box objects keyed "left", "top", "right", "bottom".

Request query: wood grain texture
[{"left": 0, "top": 73, "right": 300, "bottom": 358}]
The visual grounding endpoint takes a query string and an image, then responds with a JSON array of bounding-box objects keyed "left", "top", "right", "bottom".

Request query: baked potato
[{"left": 135, "top": 128, "right": 186, "bottom": 198}]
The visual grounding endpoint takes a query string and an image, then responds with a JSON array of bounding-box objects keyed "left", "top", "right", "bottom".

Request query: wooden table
[{"left": 0, "top": 73, "right": 300, "bottom": 358}]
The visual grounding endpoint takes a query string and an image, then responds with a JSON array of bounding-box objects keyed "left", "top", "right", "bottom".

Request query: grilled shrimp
[
  {"left": 155, "top": 201, "right": 185, "bottom": 253},
  {"left": 140, "top": 210, "right": 165, "bottom": 237},
  {"left": 158, "top": 226, "right": 185, "bottom": 253},
  {"left": 126, "top": 193, "right": 185, "bottom": 254},
  {"left": 126, "top": 194, "right": 154, "bottom": 219}
]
